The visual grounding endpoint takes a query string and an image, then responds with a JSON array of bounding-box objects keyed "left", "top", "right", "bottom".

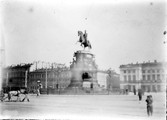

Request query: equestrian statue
[{"left": 77, "top": 30, "right": 92, "bottom": 49}]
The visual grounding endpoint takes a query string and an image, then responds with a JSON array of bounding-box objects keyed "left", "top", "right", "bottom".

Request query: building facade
[
  {"left": 107, "top": 70, "right": 120, "bottom": 91},
  {"left": 97, "top": 70, "right": 108, "bottom": 89},
  {"left": 97, "top": 70, "right": 120, "bottom": 90},
  {"left": 28, "top": 67, "right": 71, "bottom": 93},
  {"left": 2, "top": 64, "right": 32, "bottom": 91},
  {"left": 120, "top": 61, "right": 167, "bottom": 92}
]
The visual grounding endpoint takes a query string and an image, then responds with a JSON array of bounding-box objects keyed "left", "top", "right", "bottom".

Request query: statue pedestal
[{"left": 68, "top": 50, "right": 99, "bottom": 90}]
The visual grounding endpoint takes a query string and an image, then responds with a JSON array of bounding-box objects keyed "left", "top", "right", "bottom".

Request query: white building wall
[
  {"left": 120, "top": 62, "right": 167, "bottom": 92},
  {"left": 97, "top": 72, "right": 108, "bottom": 89},
  {"left": 120, "top": 70, "right": 124, "bottom": 89}
]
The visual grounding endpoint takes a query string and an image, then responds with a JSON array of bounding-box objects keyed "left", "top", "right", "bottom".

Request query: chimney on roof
[
  {"left": 154, "top": 60, "right": 157, "bottom": 63},
  {"left": 136, "top": 62, "right": 138, "bottom": 64},
  {"left": 148, "top": 60, "right": 150, "bottom": 63}
]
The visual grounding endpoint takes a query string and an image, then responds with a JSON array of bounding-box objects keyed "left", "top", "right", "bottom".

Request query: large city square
[
  {"left": 0, "top": 0, "right": 166, "bottom": 120},
  {"left": 0, "top": 93, "right": 166, "bottom": 120}
]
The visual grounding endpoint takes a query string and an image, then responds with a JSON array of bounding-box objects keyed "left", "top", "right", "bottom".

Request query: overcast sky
[{"left": 0, "top": 0, "right": 166, "bottom": 72}]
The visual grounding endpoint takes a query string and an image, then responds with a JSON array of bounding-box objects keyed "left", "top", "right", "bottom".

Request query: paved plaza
[{"left": 0, "top": 92, "right": 166, "bottom": 120}]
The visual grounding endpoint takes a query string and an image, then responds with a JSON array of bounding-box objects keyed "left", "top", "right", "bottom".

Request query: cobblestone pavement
[{"left": 0, "top": 92, "right": 166, "bottom": 120}]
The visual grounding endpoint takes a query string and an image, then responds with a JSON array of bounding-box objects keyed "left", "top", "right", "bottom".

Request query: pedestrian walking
[
  {"left": 47, "top": 87, "right": 49, "bottom": 95},
  {"left": 16, "top": 90, "right": 21, "bottom": 102},
  {"left": 7, "top": 91, "right": 11, "bottom": 102},
  {"left": 133, "top": 88, "right": 136, "bottom": 95},
  {"left": 37, "top": 88, "right": 40, "bottom": 96},
  {"left": 22, "top": 88, "right": 30, "bottom": 102},
  {"left": 145, "top": 95, "right": 153, "bottom": 116},
  {"left": 138, "top": 90, "right": 142, "bottom": 101},
  {"left": 125, "top": 89, "right": 128, "bottom": 95}
]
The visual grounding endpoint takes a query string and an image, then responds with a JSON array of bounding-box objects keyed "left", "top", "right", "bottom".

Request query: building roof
[
  {"left": 6, "top": 63, "right": 32, "bottom": 69},
  {"left": 120, "top": 60, "right": 167, "bottom": 68},
  {"left": 30, "top": 67, "right": 70, "bottom": 73}
]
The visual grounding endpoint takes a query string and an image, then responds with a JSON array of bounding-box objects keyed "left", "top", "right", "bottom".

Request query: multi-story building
[
  {"left": 97, "top": 70, "right": 120, "bottom": 90},
  {"left": 120, "top": 60, "right": 167, "bottom": 92},
  {"left": 2, "top": 63, "right": 32, "bottom": 91},
  {"left": 28, "top": 67, "right": 71, "bottom": 93},
  {"left": 107, "top": 70, "right": 120, "bottom": 91},
  {"left": 97, "top": 70, "right": 108, "bottom": 89}
]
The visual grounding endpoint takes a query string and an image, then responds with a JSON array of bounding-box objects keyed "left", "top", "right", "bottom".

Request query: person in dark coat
[
  {"left": 47, "top": 87, "right": 49, "bottom": 95},
  {"left": 125, "top": 89, "right": 128, "bottom": 95},
  {"left": 138, "top": 90, "right": 142, "bottom": 101},
  {"left": 145, "top": 95, "right": 153, "bottom": 116},
  {"left": 16, "top": 90, "right": 21, "bottom": 102},
  {"left": 133, "top": 88, "right": 136, "bottom": 95},
  {"left": 22, "top": 88, "right": 30, "bottom": 102},
  {"left": 7, "top": 91, "right": 11, "bottom": 102}
]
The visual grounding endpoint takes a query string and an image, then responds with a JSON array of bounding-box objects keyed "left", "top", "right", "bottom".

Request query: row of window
[
  {"left": 123, "top": 70, "right": 136, "bottom": 74},
  {"left": 29, "top": 83, "right": 69, "bottom": 90},
  {"left": 123, "top": 69, "right": 165, "bottom": 74},
  {"left": 7, "top": 72, "right": 25, "bottom": 78},
  {"left": 7, "top": 68, "right": 26, "bottom": 72},
  {"left": 142, "top": 69, "right": 164, "bottom": 73},
  {"left": 9, "top": 78, "right": 25, "bottom": 83},
  {"left": 30, "top": 73, "right": 70, "bottom": 79},
  {"left": 123, "top": 85, "right": 161, "bottom": 92},
  {"left": 123, "top": 74, "right": 165, "bottom": 81},
  {"left": 124, "top": 75, "right": 136, "bottom": 81},
  {"left": 142, "top": 74, "right": 164, "bottom": 80},
  {"left": 30, "top": 78, "right": 71, "bottom": 83}
]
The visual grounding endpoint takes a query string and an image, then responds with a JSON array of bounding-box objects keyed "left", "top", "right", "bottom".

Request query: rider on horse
[{"left": 78, "top": 30, "right": 92, "bottom": 49}]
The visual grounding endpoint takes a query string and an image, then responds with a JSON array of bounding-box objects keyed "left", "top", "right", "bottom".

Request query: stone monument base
[
  {"left": 63, "top": 86, "right": 105, "bottom": 95},
  {"left": 68, "top": 50, "right": 99, "bottom": 89}
]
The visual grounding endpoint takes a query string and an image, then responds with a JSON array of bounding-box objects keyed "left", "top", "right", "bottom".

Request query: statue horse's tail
[
  {"left": 89, "top": 44, "right": 92, "bottom": 49},
  {"left": 87, "top": 40, "right": 92, "bottom": 49}
]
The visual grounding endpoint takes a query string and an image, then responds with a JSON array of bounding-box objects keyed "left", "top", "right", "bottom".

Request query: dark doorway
[{"left": 82, "top": 72, "right": 91, "bottom": 81}]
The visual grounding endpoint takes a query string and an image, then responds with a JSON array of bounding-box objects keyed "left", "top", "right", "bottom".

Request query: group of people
[
  {"left": 1, "top": 88, "right": 30, "bottom": 102},
  {"left": 138, "top": 90, "right": 153, "bottom": 117},
  {"left": 122, "top": 88, "right": 153, "bottom": 117},
  {"left": 145, "top": 95, "right": 153, "bottom": 116}
]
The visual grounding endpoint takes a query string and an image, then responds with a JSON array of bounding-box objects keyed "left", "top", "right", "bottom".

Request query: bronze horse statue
[{"left": 77, "top": 30, "right": 92, "bottom": 49}]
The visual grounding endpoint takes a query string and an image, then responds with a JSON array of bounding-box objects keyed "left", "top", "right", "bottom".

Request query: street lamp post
[
  {"left": 45, "top": 68, "right": 47, "bottom": 90},
  {"left": 56, "top": 68, "right": 61, "bottom": 95},
  {"left": 45, "top": 62, "right": 50, "bottom": 94},
  {"left": 54, "top": 69, "right": 59, "bottom": 94},
  {"left": 6, "top": 72, "right": 8, "bottom": 87},
  {"left": 25, "top": 70, "right": 28, "bottom": 88},
  {"left": 58, "top": 70, "right": 61, "bottom": 95}
]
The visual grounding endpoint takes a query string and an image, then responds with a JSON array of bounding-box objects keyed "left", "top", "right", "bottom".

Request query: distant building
[
  {"left": 2, "top": 64, "right": 32, "bottom": 91},
  {"left": 97, "top": 70, "right": 108, "bottom": 89},
  {"left": 120, "top": 60, "right": 167, "bottom": 92},
  {"left": 107, "top": 70, "right": 120, "bottom": 91},
  {"left": 97, "top": 70, "right": 120, "bottom": 90},
  {"left": 28, "top": 67, "right": 71, "bottom": 93}
]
